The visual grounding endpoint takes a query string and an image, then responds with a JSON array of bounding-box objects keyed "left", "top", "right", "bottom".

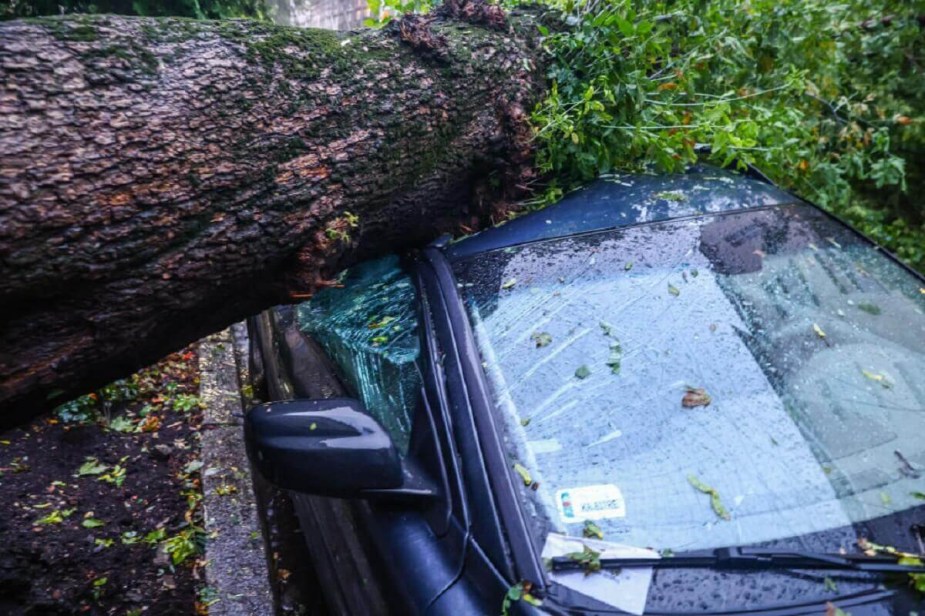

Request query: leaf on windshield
[
  {"left": 668, "top": 283, "right": 680, "bottom": 297},
  {"left": 513, "top": 463, "right": 533, "bottom": 487},
  {"left": 501, "top": 278, "right": 517, "bottom": 290},
  {"left": 582, "top": 520, "right": 604, "bottom": 540},
  {"left": 606, "top": 341, "right": 622, "bottom": 375},
  {"left": 575, "top": 365, "right": 591, "bottom": 379},
  {"left": 368, "top": 316, "right": 396, "bottom": 329},
  {"left": 565, "top": 544, "right": 603, "bottom": 575},
  {"left": 531, "top": 332, "right": 552, "bottom": 348},
  {"left": 681, "top": 387, "right": 711, "bottom": 408},
  {"left": 687, "top": 475, "right": 731, "bottom": 521},
  {"left": 856, "top": 303, "right": 881, "bottom": 316},
  {"left": 861, "top": 369, "right": 893, "bottom": 389}
]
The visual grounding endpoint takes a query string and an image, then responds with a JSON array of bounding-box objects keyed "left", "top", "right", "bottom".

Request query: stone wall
[{"left": 271, "top": 0, "right": 369, "bottom": 30}]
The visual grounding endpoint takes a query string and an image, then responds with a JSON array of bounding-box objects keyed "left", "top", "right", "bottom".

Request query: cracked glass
[{"left": 297, "top": 255, "right": 420, "bottom": 454}]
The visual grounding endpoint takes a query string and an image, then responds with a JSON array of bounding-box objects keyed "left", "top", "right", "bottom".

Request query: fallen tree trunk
[{"left": 0, "top": 8, "right": 546, "bottom": 426}]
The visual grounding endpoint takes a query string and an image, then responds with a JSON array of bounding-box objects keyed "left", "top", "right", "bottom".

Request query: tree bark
[{"left": 0, "top": 9, "right": 546, "bottom": 426}]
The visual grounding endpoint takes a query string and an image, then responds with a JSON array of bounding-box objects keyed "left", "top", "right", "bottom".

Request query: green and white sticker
[{"left": 557, "top": 484, "right": 626, "bottom": 522}]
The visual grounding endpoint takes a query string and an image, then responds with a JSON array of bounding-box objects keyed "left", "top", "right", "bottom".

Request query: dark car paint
[{"left": 248, "top": 166, "right": 925, "bottom": 615}]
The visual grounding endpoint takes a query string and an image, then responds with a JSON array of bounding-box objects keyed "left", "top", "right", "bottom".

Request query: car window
[
  {"left": 452, "top": 204, "right": 925, "bottom": 553},
  {"left": 296, "top": 256, "right": 421, "bottom": 454}
]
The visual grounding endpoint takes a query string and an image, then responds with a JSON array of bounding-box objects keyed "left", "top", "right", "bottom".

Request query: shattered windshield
[{"left": 452, "top": 204, "right": 925, "bottom": 554}]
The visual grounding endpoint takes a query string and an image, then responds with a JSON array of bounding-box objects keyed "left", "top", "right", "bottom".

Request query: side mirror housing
[{"left": 245, "top": 398, "right": 403, "bottom": 497}]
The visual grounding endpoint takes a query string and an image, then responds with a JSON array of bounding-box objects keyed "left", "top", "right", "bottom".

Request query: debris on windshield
[
  {"left": 624, "top": 261, "right": 633, "bottom": 271},
  {"left": 823, "top": 576, "right": 838, "bottom": 593},
  {"left": 687, "top": 475, "right": 731, "bottom": 520},
  {"left": 564, "top": 544, "right": 603, "bottom": 575},
  {"left": 668, "top": 283, "right": 680, "bottom": 297},
  {"left": 513, "top": 463, "right": 533, "bottom": 487},
  {"left": 531, "top": 332, "right": 553, "bottom": 348},
  {"left": 681, "top": 387, "right": 711, "bottom": 408},
  {"left": 575, "top": 365, "right": 591, "bottom": 380},
  {"left": 501, "top": 278, "right": 517, "bottom": 290},
  {"left": 856, "top": 302, "right": 881, "bottom": 315},
  {"left": 655, "top": 191, "right": 687, "bottom": 202},
  {"left": 825, "top": 601, "right": 850, "bottom": 616},
  {"left": 367, "top": 316, "right": 396, "bottom": 329},
  {"left": 582, "top": 520, "right": 604, "bottom": 540},
  {"left": 599, "top": 321, "right": 614, "bottom": 337},
  {"left": 501, "top": 581, "right": 542, "bottom": 616},
  {"left": 857, "top": 539, "right": 925, "bottom": 592},
  {"left": 861, "top": 369, "right": 893, "bottom": 389},
  {"left": 894, "top": 450, "right": 919, "bottom": 478},
  {"left": 606, "top": 341, "right": 622, "bottom": 374}
]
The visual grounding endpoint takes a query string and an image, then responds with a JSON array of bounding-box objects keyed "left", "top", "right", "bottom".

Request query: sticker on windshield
[{"left": 556, "top": 484, "right": 626, "bottom": 522}]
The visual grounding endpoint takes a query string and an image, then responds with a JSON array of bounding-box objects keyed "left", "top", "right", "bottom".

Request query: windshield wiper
[{"left": 550, "top": 547, "right": 925, "bottom": 574}]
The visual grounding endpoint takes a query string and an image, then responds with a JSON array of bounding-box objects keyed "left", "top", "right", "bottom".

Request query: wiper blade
[{"left": 550, "top": 547, "right": 925, "bottom": 574}]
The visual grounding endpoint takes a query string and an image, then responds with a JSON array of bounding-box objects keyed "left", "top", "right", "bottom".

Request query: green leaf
[
  {"left": 582, "top": 520, "right": 604, "bottom": 540},
  {"left": 501, "top": 278, "right": 517, "bottom": 290},
  {"left": 606, "top": 341, "right": 622, "bottom": 374},
  {"left": 513, "top": 463, "right": 533, "bottom": 487},
  {"left": 668, "top": 283, "right": 680, "bottom": 297},
  {"left": 82, "top": 517, "right": 105, "bottom": 528},
  {"left": 687, "top": 475, "right": 730, "bottom": 520},
  {"left": 575, "top": 365, "right": 591, "bottom": 379},
  {"left": 531, "top": 332, "right": 553, "bottom": 348},
  {"left": 77, "top": 458, "right": 108, "bottom": 477},
  {"left": 823, "top": 576, "right": 837, "bottom": 593}
]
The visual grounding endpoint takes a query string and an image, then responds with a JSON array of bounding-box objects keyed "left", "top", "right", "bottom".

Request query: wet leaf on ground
[
  {"left": 501, "top": 278, "right": 517, "bottom": 290},
  {"left": 531, "top": 332, "right": 552, "bottom": 348},
  {"left": 668, "top": 283, "right": 680, "bottom": 297},
  {"left": 76, "top": 458, "right": 109, "bottom": 477},
  {"left": 575, "top": 365, "right": 591, "bottom": 379}
]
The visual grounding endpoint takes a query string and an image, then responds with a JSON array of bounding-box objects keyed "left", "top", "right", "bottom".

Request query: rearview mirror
[{"left": 245, "top": 398, "right": 403, "bottom": 497}]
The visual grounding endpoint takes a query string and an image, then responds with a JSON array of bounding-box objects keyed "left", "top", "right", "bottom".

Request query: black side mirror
[{"left": 245, "top": 398, "right": 403, "bottom": 497}]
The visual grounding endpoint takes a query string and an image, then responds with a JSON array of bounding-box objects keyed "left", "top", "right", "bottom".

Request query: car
[{"left": 244, "top": 164, "right": 925, "bottom": 615}]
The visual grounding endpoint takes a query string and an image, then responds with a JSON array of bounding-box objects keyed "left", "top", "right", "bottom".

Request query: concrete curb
[{"left": 199, "top": 327, "right": 274, "bottom": 616}]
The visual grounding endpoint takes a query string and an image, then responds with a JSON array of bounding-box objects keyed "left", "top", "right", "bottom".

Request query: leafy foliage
[{"left": 528, "top": 0, "right": 923, "bottom": 270}]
